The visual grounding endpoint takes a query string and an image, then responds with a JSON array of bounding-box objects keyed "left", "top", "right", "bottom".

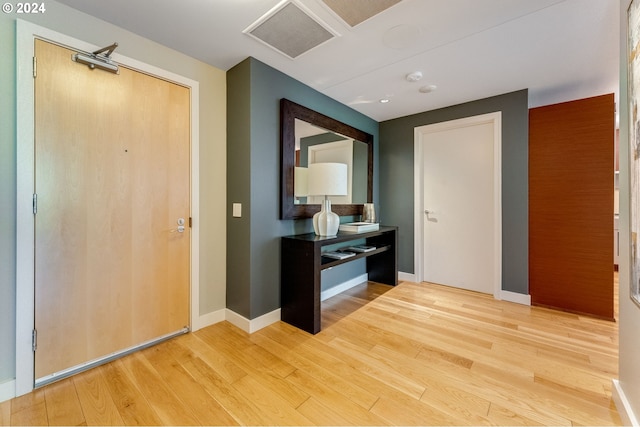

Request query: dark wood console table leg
[
  {"left": 281, "top": 239, "right": 321, "bottom": 334},
  {"left": 367, "top": 231, "right": 398, "bottom": 285}
]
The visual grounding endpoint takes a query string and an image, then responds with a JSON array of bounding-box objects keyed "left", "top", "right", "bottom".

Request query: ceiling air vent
[
  {"left": 244, "top": 0, "right": 339, "bottom": 59},
  {"left": 322, "top": 0, "right": 402, "bottom": 27}
]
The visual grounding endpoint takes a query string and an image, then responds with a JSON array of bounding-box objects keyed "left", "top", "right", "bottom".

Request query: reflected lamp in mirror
[
  {"left": 294, "top": 167, "right": 308, "bottom": 204},
  {"left": 308, "top": 163, "right": 347, "bottom": 236}
]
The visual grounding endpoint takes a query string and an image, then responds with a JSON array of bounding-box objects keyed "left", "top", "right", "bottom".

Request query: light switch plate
[{"left": 232, "top": 203, "right": 242, "bottom": 218}]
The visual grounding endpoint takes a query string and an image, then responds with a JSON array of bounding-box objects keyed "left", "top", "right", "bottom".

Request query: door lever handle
[
  {"left": 168, "top": 218, "right": 186, "bottom": 233},
  {"left": 176, "top": 218, "right": 185, "bottom": 233}
]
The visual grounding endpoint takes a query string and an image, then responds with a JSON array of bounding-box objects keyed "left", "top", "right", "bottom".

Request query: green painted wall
[
  {"left": 226, "top": 59, "right": 253, "bottom": 317},
  {"left": 226, "top": 57, "right": 378, "bottom": 319},
  {"left": 0, "top": 13, "right": 17, "bottom": 386},
  {"left": 379, "top": 90, "right": 529, "bottom": 294}
]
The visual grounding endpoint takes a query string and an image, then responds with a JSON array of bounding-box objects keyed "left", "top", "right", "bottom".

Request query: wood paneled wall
[{"left": 529, "top": 94, "right": 615, "bottom": 319}]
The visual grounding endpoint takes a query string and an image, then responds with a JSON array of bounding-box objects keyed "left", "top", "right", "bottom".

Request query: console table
[{"left": 281, "top": 226, "right": 398, "bottom": 334}]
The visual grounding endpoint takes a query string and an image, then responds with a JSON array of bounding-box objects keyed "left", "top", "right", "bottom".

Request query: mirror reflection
[
  {"left": 293, "top": 119, "right": 369, "bottom": 205},
  {"left": 280, "top": 98, "right": 373, "bottom": 220}
]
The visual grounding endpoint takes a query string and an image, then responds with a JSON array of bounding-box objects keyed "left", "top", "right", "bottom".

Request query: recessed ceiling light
[{"left": 379, "top": 98, "right": 390, "bottom": 103}]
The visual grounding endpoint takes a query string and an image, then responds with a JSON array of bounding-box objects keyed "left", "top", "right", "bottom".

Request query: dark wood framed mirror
[{"left": 280, "top": 98, "right": 374, "bottom": 220}]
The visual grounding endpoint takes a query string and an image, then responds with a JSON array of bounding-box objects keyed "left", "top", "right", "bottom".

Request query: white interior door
[{"left": 417, "top": 114, "right": 501, "bottom": 295}]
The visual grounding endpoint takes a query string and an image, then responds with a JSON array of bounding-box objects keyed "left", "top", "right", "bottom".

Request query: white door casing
[{"left": 414, "top": 112, "right": 501, "bottom": 298}]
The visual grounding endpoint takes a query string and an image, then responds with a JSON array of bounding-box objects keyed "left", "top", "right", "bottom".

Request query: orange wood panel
[{"left": 529, "top": 94, "right": 615, "bottom": 319}]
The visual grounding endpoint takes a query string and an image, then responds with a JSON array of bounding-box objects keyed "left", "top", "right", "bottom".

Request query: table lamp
[{"left": 307, "top": 162, "right": 347, "bottom": 236}]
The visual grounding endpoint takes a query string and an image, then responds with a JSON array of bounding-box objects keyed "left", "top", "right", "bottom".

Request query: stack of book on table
[
  {"left": 346, "top": 245, "right": 376, "bottom": 253},
  {"left": 339, "top": 222, "right": 379, "bottom": 233},
  {"left": 322, "top": 251, "right": 355, "bottom": 260}
]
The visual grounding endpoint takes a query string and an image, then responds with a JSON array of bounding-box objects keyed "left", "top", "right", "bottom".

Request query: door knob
[{"left": 177, "top": 218, "right": 185, "bottom": 233}]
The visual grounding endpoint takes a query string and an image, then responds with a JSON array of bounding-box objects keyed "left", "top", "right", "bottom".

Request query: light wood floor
[{"left": 1, "top": 280, "right": 621, "bottom": 426}]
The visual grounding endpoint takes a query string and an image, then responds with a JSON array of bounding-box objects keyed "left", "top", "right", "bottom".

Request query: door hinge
[
  {"left": 33, "top": 193, "right": 37, "bottom": 215},
  {"left": 32, "top": 329, "right": 37, "bottom": 352},
  {"left": 33, "top": 56, "right": 37, "bottom": 78},
  {"left": 189, "top": 217, "right": 192, "bottom": 228}
]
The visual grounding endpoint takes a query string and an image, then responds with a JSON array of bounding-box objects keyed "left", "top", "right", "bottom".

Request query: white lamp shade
[
  {"left": 294, "top": 167, "right": 308, "bottom": 197},
  {"left": 307, "top": 163, "right": 348, "bottom": 196}
]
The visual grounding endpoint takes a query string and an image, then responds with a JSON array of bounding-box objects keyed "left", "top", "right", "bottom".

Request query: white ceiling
[{"left": 55, "top": 0, "right": 620, "bottom": 122}]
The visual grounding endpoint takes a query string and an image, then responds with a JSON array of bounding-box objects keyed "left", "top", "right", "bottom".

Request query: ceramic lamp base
[{"left": 313, "top": 198, "right": 339, "bottom": 236}]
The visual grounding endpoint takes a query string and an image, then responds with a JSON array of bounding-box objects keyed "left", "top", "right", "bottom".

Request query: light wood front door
[{"left": 34, "top": 39, "right": 191, "bottom": 381}]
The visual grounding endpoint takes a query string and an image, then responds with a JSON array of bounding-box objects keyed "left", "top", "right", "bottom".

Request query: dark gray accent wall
[
  {"left": 226, "top": 59, "right": 253, "bottom": 316},
  {"left": 353, "top": 142, "right": 368, "bottom": 204},
  {"left": 379, "top": 90, "right": 529, "bottom": 295},
  {"left": 226, "top": 57, "right": 379, "bottom": 319}
]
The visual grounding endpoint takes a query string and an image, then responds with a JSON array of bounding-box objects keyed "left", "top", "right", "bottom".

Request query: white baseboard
[
  {"left": 499, "top": 290, "right": 531, "bottom": 306},
  {"left": 398, "top": 271, "right": 417, "bottom": 282},
  {"left": 222, "top": 309, "right": 248, "bottom": 332},
  {"left": 224, "top": 308, "right": 282, "bottom": 334},
  {"left": 192, "top": 308, "right": 226, "bottom": 332},
  {"left": 613, "top": 379, "right": 639, "bottom": 426},
  {"left": 0, "top": 379, "right": 15, "bottom": 403},
  {"left": 321, "top": 274, "right": 369, "bottom": 301},
  {"left": 246, "top": 309, "right": 281, "bottom": 333},
  {"left": 195, "top": 307, "right": 282, "bottom": 334},
  {"left": 396, "top": 273, "right": 529, "bottom": 306}
]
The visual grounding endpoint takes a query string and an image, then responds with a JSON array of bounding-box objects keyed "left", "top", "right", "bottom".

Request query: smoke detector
[{"left": 405, "top": 71, "right": 423, "bottom": 82}]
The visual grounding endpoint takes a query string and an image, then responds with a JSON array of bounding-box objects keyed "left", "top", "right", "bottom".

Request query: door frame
[
  {"left": 413, "top": 112, "right": 502, "bottom": 299},
  {"left": 15, "top": 21, "right": 200, "bottom": 396}
]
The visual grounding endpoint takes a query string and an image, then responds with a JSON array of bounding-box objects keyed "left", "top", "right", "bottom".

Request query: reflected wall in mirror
[
  {"left": 295, "top": 119, "right": 369, "bottom": 205},
  {"left": 280, "top": 98, "right": 373, "bottom": 220}
]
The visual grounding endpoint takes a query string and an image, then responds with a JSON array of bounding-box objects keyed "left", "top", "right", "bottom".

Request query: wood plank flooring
[{"left": 2, "top": 280, "right": 621, "bottom": 425}]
